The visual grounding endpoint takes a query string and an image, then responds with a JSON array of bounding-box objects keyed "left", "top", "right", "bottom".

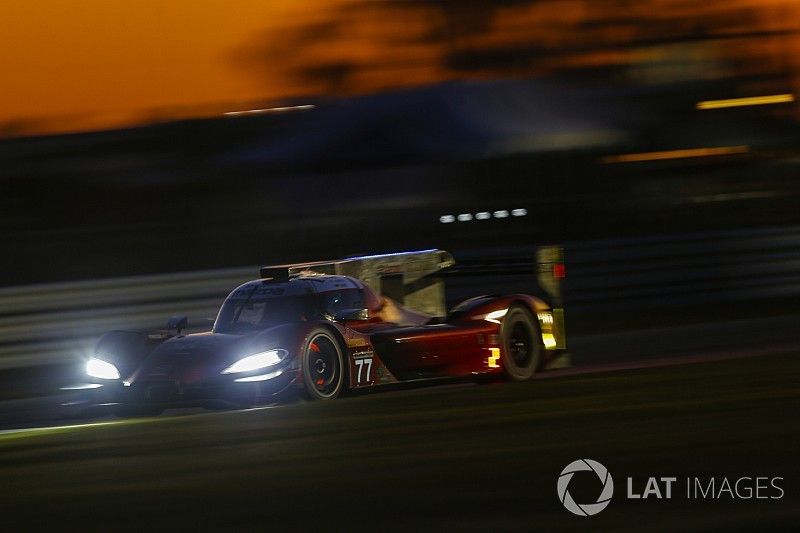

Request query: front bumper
[{"left": 72, "top": 368, "right": 297, "bottom": 409}]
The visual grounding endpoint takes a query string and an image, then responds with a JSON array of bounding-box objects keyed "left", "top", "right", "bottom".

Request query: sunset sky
[
  {"left": 2, "top": 1, "right": 797, "bottom": 137},
  {"left": 0, "top": 1, "right": 338, "bottom": 135}
]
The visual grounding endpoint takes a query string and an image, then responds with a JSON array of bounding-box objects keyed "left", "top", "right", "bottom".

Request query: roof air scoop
[{"left": 259, "top": 267, "right": 289, "bottom": 283}]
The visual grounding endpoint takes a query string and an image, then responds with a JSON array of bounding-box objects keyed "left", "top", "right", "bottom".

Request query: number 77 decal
[{"left": 354, "top": 357, "right": 373, "bottom": 384}]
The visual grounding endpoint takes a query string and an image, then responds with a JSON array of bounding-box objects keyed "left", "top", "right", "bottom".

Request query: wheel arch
[
  {"left": 322, "top": 324, "right": 352, "bottom": 388},
  {"left": 300, "top": 322, "right": 350, "bottom": 395},
  {"left": 503, "top": 296, "right": 556, "bottom": 352}
]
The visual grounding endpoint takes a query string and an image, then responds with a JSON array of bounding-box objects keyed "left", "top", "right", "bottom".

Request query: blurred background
[
  {"left": 4, "top": 6, "right": 800, "bottom": 528},
  {"left": 2, "top": 0, "right": 800, "bottom": 376}
]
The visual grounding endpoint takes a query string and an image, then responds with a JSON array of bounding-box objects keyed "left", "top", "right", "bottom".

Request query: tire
[
  {"left": 500, "top": 305, "right": 542, "bottom": 381},
  {"left": 301, "top": 328, "right": 346, "bottom": 400}
]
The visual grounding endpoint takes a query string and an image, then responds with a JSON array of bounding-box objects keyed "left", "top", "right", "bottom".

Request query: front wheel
[
  {"left": 500, "top": 305, "right": 542, "bottom": 381},
  {"left": 301, "top": 328, "right": 345, "bottom": 400}
]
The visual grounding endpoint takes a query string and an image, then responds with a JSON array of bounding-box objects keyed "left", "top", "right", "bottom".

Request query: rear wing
[{"left": 265, "top": 249, "right": 455, "bottom": 317}]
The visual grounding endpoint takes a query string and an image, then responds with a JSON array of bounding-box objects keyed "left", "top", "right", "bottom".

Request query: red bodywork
[{"left": 326, "top": 293, "right": 552, "bottom": 390}]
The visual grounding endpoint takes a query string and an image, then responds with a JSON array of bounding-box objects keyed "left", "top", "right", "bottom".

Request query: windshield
[
  {"left": 214, "top": 295, "right": 316, "bottom": 333},
  {"left": 213, "top": 287, "right": 364, "bottom": 334}
]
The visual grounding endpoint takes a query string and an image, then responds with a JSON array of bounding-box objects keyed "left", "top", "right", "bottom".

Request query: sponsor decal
[
  {"left": 346, "top": 337, "right": 369, "bottom": 348},
  {"left": 352, "top": 352, "right": 374, "bottom": 384},
  {"left": 487, "top": 347, "right": 501, "bottom": 368}
]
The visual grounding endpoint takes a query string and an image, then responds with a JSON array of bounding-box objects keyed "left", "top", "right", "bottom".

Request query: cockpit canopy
[{"left": 213, "top": 276, "right": 380, "bottom": 333}]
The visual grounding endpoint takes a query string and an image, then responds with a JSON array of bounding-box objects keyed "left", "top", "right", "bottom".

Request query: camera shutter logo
[{"left": 557, "top": 459, "right": 614, "bottom": 516}]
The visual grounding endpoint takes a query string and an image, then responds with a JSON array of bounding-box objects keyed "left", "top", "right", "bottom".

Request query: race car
[{"left": 74, "top": 249, "right": 566, "bottom": 414}]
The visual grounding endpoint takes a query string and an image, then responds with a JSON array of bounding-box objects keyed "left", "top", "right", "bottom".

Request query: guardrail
[
  {"left": 434, "top": 225, "right": 800, "bottom": 313},
  {"left": 564, "top": 225, "right": 800, "bottom": 311},
  {"left": 0, "top": 267, "right": 256, "bottom": 369},
  {"left": 1, "top": 225, "right": 798, "bottom": 369}
]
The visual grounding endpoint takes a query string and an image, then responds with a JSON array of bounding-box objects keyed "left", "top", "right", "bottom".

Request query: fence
[{"left": 0, "top": 267, "right": 255, "bottom": 369}]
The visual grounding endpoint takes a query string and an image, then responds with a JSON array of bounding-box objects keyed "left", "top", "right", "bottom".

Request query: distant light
[
  {"left": 696, "top": 94, "right": 794, "bottom": 110},
  {"left": 601, "top": 146, "right": 748, "bottom": 164},
  {"left": 224, "top": 104, "right": 315, "bottom": 117},
  {"left": 441, "top": 209, "right": 526, "bottom": 222}
]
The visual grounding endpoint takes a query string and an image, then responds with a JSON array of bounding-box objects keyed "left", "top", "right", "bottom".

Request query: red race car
[{"left": 78, "top": 249, "right": 566, "bottom": 413}]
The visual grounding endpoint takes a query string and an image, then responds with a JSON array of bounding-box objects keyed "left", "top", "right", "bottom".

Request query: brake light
[{"left": 553, "top": 263, "right": 566, "bottom": 280}]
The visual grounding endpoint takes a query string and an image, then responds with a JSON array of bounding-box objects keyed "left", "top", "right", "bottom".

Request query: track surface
[
  {"left": 4, "top": 312, "right": 800, "bottom": 428},
  {"left": 1, "top": 351, "right": 799, "bottom": 530}
]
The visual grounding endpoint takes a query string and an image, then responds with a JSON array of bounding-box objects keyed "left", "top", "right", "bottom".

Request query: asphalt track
[
  {"left": 1, "top": 331, "right": 799, "bottom": 530},
  {"left": 3, "top": 312, "right": 799, "bottom": 428}
]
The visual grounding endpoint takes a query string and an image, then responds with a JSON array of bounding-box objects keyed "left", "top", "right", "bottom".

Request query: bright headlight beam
[
  {"left": 60, "top": 383, "right": 103, "bottom": 390},
  {"left": 85, "top": 358, "right": 120, "bottom": 380},
  {"left": 234, "top": 369, "right": 284, "bottom": 382},
  {"left": 482, "top": 309, "right": 508, "bottom": 324},
  {"left": 222, "top": 350, "right": 285, "bottom": 374}
]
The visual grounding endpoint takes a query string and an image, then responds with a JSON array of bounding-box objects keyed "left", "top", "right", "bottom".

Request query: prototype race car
[{"left": 75, "top": 249, "right": 566, "bottom": 414}]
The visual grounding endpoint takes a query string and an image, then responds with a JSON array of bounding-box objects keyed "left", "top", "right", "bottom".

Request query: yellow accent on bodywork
[
  {"left": 537, "top": 309, "right": 565, "bottom": 350},
  {"left": 487, "top": 347, "right": 501, "bottom": 368}
]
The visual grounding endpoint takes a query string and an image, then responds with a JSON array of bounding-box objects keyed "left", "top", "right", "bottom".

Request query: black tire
[
  {"left": 301, "top": 328, "right": 345, "bottom": 400},
  {"left": 500, "top": 305, "right": 542, "bottom": 381}
]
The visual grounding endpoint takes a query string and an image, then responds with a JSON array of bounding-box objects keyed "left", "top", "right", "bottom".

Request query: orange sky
[
  {"left": 2, "top": 1, "right": 798, "bottom": 137},
  {"left": 0, "top": 1, "right": 341, "bottom": 135}
]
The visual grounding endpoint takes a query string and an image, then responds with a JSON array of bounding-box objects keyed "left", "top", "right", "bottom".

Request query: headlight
[
  {"left": 479, "top": 308, "right": 508, "bottom": 324},
  {"left": 86, "top": 357, "right": 120, "bottom": 380},
  {"left": 222, "top": 349, "right": 287, "bottom": 374}
]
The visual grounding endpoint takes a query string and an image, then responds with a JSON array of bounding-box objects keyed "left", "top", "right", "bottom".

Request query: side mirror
[
  {"left": 333, "top": 309, "right": 370, "bottom": 322},
  {"left": 166, "top": 315, "right": 189, "bottom": 335}
]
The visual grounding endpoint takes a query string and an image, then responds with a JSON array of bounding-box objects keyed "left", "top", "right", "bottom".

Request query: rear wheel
[
  {"left": 500, "top": 305, "right": 542, "bottom": 381},
  {"left": 301, "top": 329, "right": 345, "bottom": 400}
]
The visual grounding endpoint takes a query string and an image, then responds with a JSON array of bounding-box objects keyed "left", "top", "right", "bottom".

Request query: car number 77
[{"left": 354, "top": 357, "right": 373, "bottom": 384}]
